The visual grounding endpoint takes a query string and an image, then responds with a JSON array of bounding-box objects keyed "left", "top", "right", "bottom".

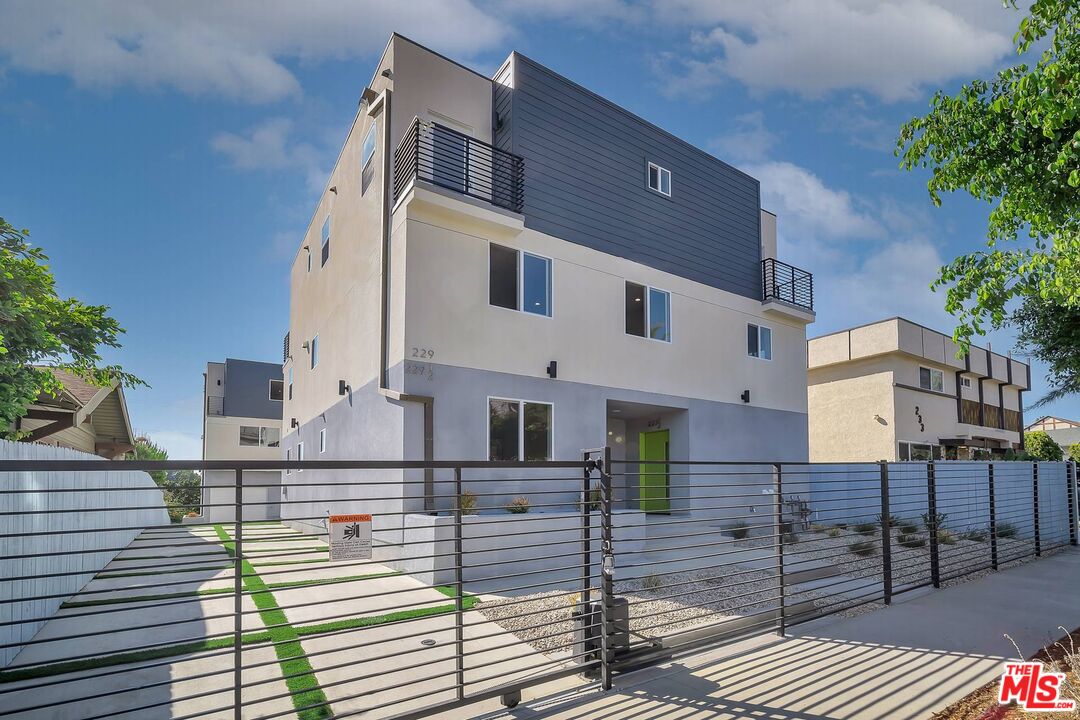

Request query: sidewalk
[{"left": 452, "top": 548, "right": 1080, "bottom": 720}]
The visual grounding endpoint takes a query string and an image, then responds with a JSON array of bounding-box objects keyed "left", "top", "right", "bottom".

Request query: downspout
[{"left": 373, "top": 87, "right": 436, "bottom": 513}]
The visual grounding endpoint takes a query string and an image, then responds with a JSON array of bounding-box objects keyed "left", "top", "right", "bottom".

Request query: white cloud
[
  {"left": 212, "top": 118, "right": 326, "bottom": 192},
  {"left": 708, "top": 111, "right": 777, "bottom": 163},
  {"left": 0, "top": 0, "right": 508, "bottom": 103},
  {"left": 653, "top": 0, "right": 1017, "bottom": 102},
  {"left": 749, "top": 161, "right": 882, "bottom": 240}
]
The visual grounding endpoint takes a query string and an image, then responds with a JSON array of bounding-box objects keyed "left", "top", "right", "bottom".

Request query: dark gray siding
[
  {"left": 497, "top": 54, "right": 762, "bottom": 299},
  {"left": 224, "top": 359, "right": 283, "bottom": 420}
]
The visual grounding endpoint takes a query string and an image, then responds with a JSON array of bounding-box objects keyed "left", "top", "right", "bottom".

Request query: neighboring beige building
[
  {"left": 14, "top": 367, "right": 135, "bottom": 459},
  {"left": 807, "top": 318, "right": 1029, "bottom": 462}
]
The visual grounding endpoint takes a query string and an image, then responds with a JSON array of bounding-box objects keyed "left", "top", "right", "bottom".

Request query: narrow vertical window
[
  {"left": 361, "top": 122, "right": 377, "bottom": 194},
  {"left": 310, "top": 335, "right": 319, "bottom": 369},
  {"left": 522, "top": 252, "right": 551, "bottom": 316},
  {"left": 286, "top": 448, "right": 291, "bottom": 475},
  {"left": 648, "top": 287, "right": 670, "bottom": 342},
  {"left": 321, "top": 215, "right": 330, "bottom": 266},
  {"left": 626, "top": 282, "right": 670, "bottom": 342},
  {"left": 625, "top": 282, "right": 646, "bottom": 337},
  {"left": 489, "top": 398, "right": 520, "bottom": 461},
  {"left": 287, "top": 367, "right": 293, "bottom": 400},
  {"left": 319, "top": 428, "right": 327, "bottom": 454},
  {"left": 489, "top": 244, "right": 519, "bottom": 310},
  {"left": 297, "top": 441, "right": 304, "bottom": 472},
  {"left": 523, "top": 402, "right": 552, "bottom": 461}
]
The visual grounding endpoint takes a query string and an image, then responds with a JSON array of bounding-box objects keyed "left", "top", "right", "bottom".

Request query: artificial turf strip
[
  {"left": 212, "top": 525, "right": 333, "bottom": 720},
  {"left": 60, "top": 572, "right": 403, "bottom": 609},
  {"left": 252, "top": 558, "right": 330, "bottom": 567}
]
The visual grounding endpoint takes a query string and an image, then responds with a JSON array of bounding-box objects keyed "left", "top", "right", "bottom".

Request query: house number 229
[{"left": 411, "top": 347, "right": 435, "bottom": 359}]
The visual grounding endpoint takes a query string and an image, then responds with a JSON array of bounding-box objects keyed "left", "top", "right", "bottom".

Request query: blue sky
[{"left": 1, "top": 1, "right": 1073, "bottom": 458}]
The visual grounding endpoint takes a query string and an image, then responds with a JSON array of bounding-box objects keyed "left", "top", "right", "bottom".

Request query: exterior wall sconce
[
  {"left": 290, "top": 418, "right": 298, "bottom": 428},
  {"left": 329, "top": 186, "right": 338, "bottom": 194},
  {"left": 741, "top": 390, "right": 751, "bottom": 404},
  {"left": 546, "top": 361, "right": 557, "bottom": 379},
  {"left": 339, "top": 380, "right": 349, "bottom": 396}
]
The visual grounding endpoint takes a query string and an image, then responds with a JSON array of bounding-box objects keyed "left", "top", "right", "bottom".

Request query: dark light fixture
[
  {"left": 546, "top": 361, "right": 557, "bottom": 379},
  {"left": 329, "top": 186, "right": 338, "bottom": 194},
  {"left": 339, "top": 380, "right": 349, "bottom": 396},
  {"left": 741, "top": 390, "right": 751, "bottom": 404}
]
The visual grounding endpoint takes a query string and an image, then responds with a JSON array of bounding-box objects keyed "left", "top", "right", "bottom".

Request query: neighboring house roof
[
  {"left": 1025, "top": 415, "right": 1080, "bottom": 431},
  {"left": 20, "top": 367, "right": 136, "bottom": 458}
]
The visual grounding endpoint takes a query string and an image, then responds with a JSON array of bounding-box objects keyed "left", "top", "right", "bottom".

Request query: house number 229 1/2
[{"left": 411, "top": 347, "right": 435, "bottom": 359}]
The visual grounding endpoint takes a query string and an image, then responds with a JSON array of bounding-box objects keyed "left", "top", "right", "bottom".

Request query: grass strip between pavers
[
  {"left": 253, "top": 558, "right": 330, "bottom": 567},
  {"left": 60, "top": 572, "right": 402, "bottom": 609},
  {"left": 212, "top": 524, "right": 333, "bottom": 720}
]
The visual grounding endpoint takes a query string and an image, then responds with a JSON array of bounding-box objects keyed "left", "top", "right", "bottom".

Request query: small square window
[
  {"left": 647, "top": 162, "right": 671, "bottom": 196},
  {"left": 920, "top": 366, "right": 943, "bottom": 392},
  {"left": 625, "top": 282, "right": 670, "bottom": 342},
  {"left": 748, "top": 324, "right": 772, "bottom": 360},
  {"left": 489, "top": 244, "right": 551, "bottom": 317},
  {"left": 961, "top": 377, "right": 972, "bottom": 388},
  {"left": 319, "top": 428, "right": 327, "bottom": 454},
  {"left": 269, "top": 379, "right": 284, "bottom": 401}
]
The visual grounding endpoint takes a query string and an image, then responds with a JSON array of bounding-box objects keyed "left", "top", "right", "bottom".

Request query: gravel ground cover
[{"left": 477, "top": 525, "right": 1051, "bottom": 653}]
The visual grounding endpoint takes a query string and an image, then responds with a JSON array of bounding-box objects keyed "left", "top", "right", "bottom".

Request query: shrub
[
  {"left": 963, "top": 529, "right": 988, "bottom": 542},
  {"left": 853, "top": 522, "right": 877, "bottom": 536},
  {"left": 506, "top": 496, "right": 530, "bottom": 514},
  {"left": 899, "top": 520, "right": 920, "bottom": 534},
  {"left": 810, "top": 523, "right": 828, "bottom": 533},
  {"left": 642, "top": 574, "right": 662, "bottom": 590},
  {"left": 876, "top": 513, "right": 902, "bottom": 528},
  {"left": 938, "top": 530, "right": 957, "bottom": 545},
  {"left": 898, "top": 534, "right": 926, "bottom": 548},
  {"left": 1068, "top": 442, "right": 1080, "bottom": 462},
  {"left": 729, "top": 522, "right": 750, "bottom": 540},
  {"left": 458, "top": 490, "right": 478, "bottom": 514},
  {"left": 833, "top": 522, "right": 848, "bottom": 530},
  {"left": 1024, "top": 431, "right": 1064, "bottom": 461},
  {"left": 587, "top": 483, "right": 601, "bottom": 512},
  {"left": 996, "top": 522, "right": 1018, "bottom": 539},
  {"left": 783, "top": 531, "right": 800, "bottom": 545},
  {"left": 921, "top": 512, "right": 948, "bottom": 532},
  {"left": 825, "top": 527, "right": 843, "bottom": 538},
  {"left": 849, "top": 540, "right": 877, "bottom": 557}
]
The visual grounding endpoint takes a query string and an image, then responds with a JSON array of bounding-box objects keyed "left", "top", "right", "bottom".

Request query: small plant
[
  {"left": 458, "top": 490, "right": 478, "bottom": 514},
  {"left": 587, "top": 483, "right": 601, "bottom": 512},
  {"left": 826, "top": 527, "right": 843, "bottom": 538},
  {"left": 853, "top": 522, "right": 877, "bottom": 536},
  {"left": 938, "top": 530, "right": 957, "bottom": 545},
  {"left": 996, "top": 522, "right": 1018, "bottom": 539},
  {"left": 729, "top": 522, "right": 750, "bottom": 540},
  {"left": 810, "top": 523, "right": 828, "bottom": 533},
  {"left": 506, "top": 496, "right": 530, "bottom": 514},
  {"left": 898, "top": 534, "right": 926, "bottom": 549},
  {"left": 849, "top": 540, "right": 877, "bottom": 557},
  {"left": 921, "top": 511, "right": 948, "bottom": 532},
  {"left": 833, "top": 522, "right": 848, "bottom": 530},
  {"left": 642, "top": 574, "right": 662, "bottom": 590},
  {"left": 962, "top": 529, "right": 988, "bottom": 542},
  {"left": 899, "top": 519, "right": 920, "bottom": 534},
  {"left": 876, "top": 513, "right": 902, "bottom": 528},
  {"left": 185, "top": 511, "right": 199, "bottom": 518}
]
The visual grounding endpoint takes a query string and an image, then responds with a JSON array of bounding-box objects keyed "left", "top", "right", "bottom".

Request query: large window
[
  {"left": 747, "top": 323, "right": 773, "bottom": 360},
  {"left": 625, "top": 282, "right": 670, "bottom": 342},
  {"left": 361, "top": 122, "right": 377, "bottom": 194},
  {"left": 899, "top": 441, "right": 943, "bottom": 461},
  {"left": 919, "top": 366, "right": 944, "bottom": 392},
  {"left": 489, "top": 398, "right": 552, "bottom": 461},
  {"left": 489, "top": 244, "right": 551, "bottom": 317},
  {"left": 320, "top": 215, "right": 330, "bottom": 266},
  {"left": 269, "top": 379, "right": 284, "bottom": 401},
  {"left": 647, "top": 162, "right": 671, "bottom": 196},
  {"left": 240, "top": 426, "right": 280, "bottom": 448}
]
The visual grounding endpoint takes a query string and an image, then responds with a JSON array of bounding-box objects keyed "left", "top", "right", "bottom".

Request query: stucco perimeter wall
[{"left": 0, "top": 440, "right": 169, "bottom": 667}]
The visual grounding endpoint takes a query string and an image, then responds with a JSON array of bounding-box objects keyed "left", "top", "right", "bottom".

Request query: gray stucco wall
[
  {"left": 224, "top": 358, "right": 283, "bottom": 420},
  {"left": 495, "top": 53, "right": 763, "bottom": 300}
]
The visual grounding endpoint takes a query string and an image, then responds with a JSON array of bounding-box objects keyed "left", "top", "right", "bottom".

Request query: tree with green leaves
[
  {"left": 132, "top": 435, "right": 201, "bottom": 522},
  {"left": 897, "top": 0, "right": 1080, "bottom": 353},
  {"left": 133, "top": 435, "right": 168, "bottom": 485},
  {"left": 1024, "top": 430, "right": 1064, "bottom": 460},
  {"left": 1013, "top": 297, "right": 1080, "bottom": 406},
  {"left": 1, "top": 217, "right": 144, "bottom": 438},
  {"left": 1067, "top": 442, "right": 1080, "bottom": 460}
]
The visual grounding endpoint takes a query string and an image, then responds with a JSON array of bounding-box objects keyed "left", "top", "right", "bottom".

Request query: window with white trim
[
  {"left": 240, "top": 426, "right": 280, "bottom": 448},
  {"left": 310, "top": 335, "right": 319, "bottom": 369},
  {"left": 961, "top": 376, "right": 972, "bottom": 389},
  {"left": 920, "top": 366, "right": 944, "bottom": 392},
  {"left": 320, "top": 215, "right": 330, "bottom": 267},
  {"left": 297, "top": 441, "right": 304, "bottom": 472},
  {"left": 747, "top": 324, "right": 772, "bottom": 360},
  {"left": 899, "top": 441, "right": 943, "bottom": 461},
  {"left": 489, "top": 398, "right": 552, "bottom": 462},
  {"left": 287, "top": 367, "right": 293, "bottom": 400},
  {"left": 647, "top": 162, "right": 671, "bottom": 196},
  {"left": 361, "top": 122, "right": 377, "bottom": 194},
  {"left": 489, "top": 244, "right": 551, "bottom": 317},
  {"left": 319, "top": 428, "right": 327, "bottom": 454},
  {"left": 286, "top": 448, "right": 291, "bottom": 475},
  {"left": 625, "top": 282, "right": 670, "bottom": 342}
]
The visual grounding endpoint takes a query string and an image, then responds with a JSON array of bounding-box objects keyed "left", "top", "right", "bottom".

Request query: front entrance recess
[{"left": 639, "top": 429, "right": 670, "bottom": 512}]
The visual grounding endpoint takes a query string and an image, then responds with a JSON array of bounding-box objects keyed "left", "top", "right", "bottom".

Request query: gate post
[
  {"left": 1069, "top": 461, "right": 1078, "bottom": 547},
  {"left": 773, "top": 463, "right": 785, "bottom": 637},
  {"left": 927, "top": 462, "right": 940, "bottom": 588},
  {"left": 233, "top": 468, "right": 243, "bottom": 720},
  {"left": 988, "top": 462, "right": 998, "bottom": 571},
  {"left": 1033, "top": 462, "right": 1041, "bottom": 557},
  {"left": 879, "top": 462, "right": 892, "bottom": 605},
  {"left": 599, "top": 446, "right": 614, "bottom": 691},
  {"left": 453, "top": 467, "right": 465, "bottom": 701}
]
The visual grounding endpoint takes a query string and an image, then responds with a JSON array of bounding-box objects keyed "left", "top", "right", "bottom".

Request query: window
[
  {"left": 488, "top": 244, "right": 551, "bottom": 317},
  {"left": 297, "top": 441, "right": 304, "bottom": 472},
  {"left": 287, "top": 367, "right": 293, "bottom": 400},
  {"left": 310, "top": 335, "right": 319, "bottom": 369},
  {"left": 361, "top": 122, "right": 377, "bottom": 194},
  {"left": 899, "top": 441, "right": 942, "bottom": 461},
  {"left": 489, "top": 398, "right": 552, "bottom": 461},
  {"left": 306, "top": 250, "right": 312, "bottom": 273},
  {"left": 240, "top": 426, "right": 280, "bottom": 448},
  {"left": 269, "top": 379, "right": 284, "bottom": 401},
  {"left": 320, "top": 215, "right": 330, "bottom": 267},
  {"left": 286, "top": 448, "right": 291, "bottom": 475},
  {"left": 625, "top": 282, "right": 670, "bottom": 342},
  {"left": 961, "top": 376, "right": 972, "bottom": 389},
  {"left": 647, "top": 162, "right": 671, "bottom": 196},
  {"left": 747, "top": 324, "right": 773, "bottom": 360},
  {"left": 919, "top": 366, "right": 944, "bottom": 392},
  {"left": 319, "top": 428, "right": 327, "bottom": 454}
]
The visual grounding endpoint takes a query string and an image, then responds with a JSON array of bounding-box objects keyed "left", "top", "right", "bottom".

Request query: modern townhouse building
[
  {"left": 807, "top": 318, "right": 1029, "bottom": 462},
  {"left": 281, "top": 35, "right": 815, "bottom": 536},
  {"left": 199, "top": 359, "right": 284, "bottom": 522}
]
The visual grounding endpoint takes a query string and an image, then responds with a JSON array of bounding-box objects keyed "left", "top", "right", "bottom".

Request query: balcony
[
  {"left": 394, "top": 117, "right": 524, "bottom": 213},
  {"left": 206, "top": 395, "right": 224, "bottom": 416},
  {"left": 762, "top": 258, "right": 814, "bottom": 316}
]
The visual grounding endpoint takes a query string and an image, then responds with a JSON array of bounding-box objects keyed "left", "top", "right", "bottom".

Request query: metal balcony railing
[
  {"left": 394, "top": 117, "right": 524, "bottom": 213},
  {"left": 282, "top": 331, "right": 290, "bottom": 364},
  {"left": 762, "top": 258, "right": 814, "bottom": 311}
]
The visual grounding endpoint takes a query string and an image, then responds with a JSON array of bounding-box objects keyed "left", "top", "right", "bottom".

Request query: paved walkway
[{"left": 449, "top": 549, "right": 1080, "bottom": 720}]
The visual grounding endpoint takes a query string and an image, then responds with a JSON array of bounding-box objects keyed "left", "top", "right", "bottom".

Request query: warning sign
[{"left": 328, "top": 514, "right": 372, "bottom": 561}]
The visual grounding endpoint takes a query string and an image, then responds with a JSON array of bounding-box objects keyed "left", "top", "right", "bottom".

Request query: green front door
[{"left": 639, "top": 429, "right": 670, "bottom": 513}]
